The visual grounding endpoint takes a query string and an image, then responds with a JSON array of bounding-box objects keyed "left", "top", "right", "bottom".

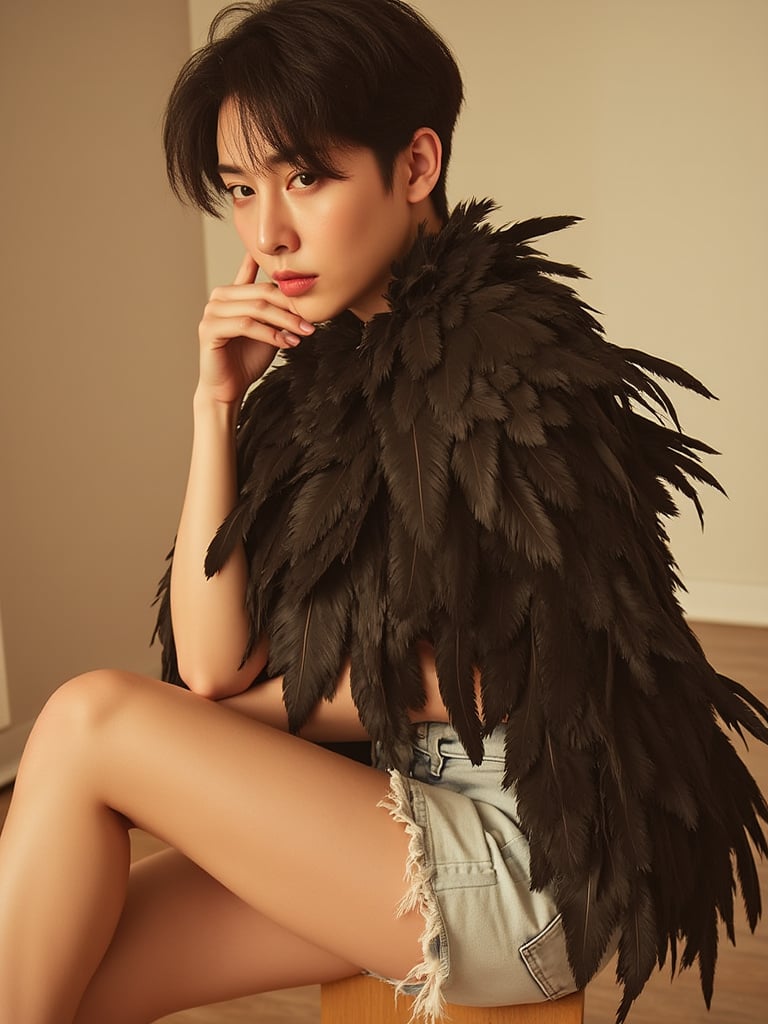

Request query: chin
[{"left": 293, "top": 295, "right": 349, "bottom": 325}]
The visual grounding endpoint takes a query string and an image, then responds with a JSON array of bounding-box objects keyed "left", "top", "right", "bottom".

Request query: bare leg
[
  {"left": 75, "top": 848, "right": 359, "bottom": 1023},
  {"left": 0, "top": 671, "right": 424, "bottom": 1024}
]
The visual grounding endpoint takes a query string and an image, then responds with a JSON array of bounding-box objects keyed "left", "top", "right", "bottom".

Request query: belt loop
[
  {"left": 413, "top": 723, "right": 447, "bottom": 777},
  {"left": 427, "top": 728, "right": 446, "bottom": 778}
]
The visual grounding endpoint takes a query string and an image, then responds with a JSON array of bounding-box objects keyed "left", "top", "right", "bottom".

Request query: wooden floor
[{"left": 1, "top": 621, "right": 766, "bottom": 1022}]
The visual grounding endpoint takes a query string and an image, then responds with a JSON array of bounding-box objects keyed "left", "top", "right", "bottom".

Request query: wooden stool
[{"left": 321, "top": 975, "right": 585, "bottom": 1023}]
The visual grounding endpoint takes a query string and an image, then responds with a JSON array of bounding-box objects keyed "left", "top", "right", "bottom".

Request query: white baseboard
[{"left": 679, "top": 580, "right": 768, "bottom": 627}]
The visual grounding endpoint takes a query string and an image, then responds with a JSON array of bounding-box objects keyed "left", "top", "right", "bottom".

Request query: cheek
[
  {"left": 315, "top": 188, "right": 392, "bottom": 249},
  {"left": 231, "top": 209, "right": 253, "bottom": 250},
  {"left": 313, "top": 203, "right": 365, "bottom": 254}
]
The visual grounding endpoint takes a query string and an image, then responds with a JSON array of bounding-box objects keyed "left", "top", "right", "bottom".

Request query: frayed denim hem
[{"left": 376, "top": 769, "right": 448, "bottom": 1024}]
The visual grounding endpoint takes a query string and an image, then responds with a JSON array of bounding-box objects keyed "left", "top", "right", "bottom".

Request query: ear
[{"left": 402, "top": 127, "right": 442, "bottom": 204}]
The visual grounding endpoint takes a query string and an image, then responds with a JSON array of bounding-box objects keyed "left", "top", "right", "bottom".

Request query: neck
[{"left": 413, "top": 196, "right": 445, "bottom": 236}]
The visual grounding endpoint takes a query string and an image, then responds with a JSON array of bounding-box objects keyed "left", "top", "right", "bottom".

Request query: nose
[{"left": 255, "top": 193, "right": 299, "bottom": 256}]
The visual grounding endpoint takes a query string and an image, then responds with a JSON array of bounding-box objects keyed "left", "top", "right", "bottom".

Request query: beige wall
[
  {"left": 191, "top": 0, "right": 767, "bottom": 624},
  {"left": 0, "top": 0, "right": 206, "bottom": 776},
  {"left": 0, "top": 606, "right": 9, "bottom": 731}
]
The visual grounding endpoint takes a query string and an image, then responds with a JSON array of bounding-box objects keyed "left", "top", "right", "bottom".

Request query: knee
[
  {"left": 34, "top": 669, "right": 139, "bottom": 744},
  {"left": 14, "top": 671, "right": 143, "bottom": 786}
]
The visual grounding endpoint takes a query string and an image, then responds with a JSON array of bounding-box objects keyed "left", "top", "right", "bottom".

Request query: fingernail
[
  {"left": 281, "top": 331, "right": 302, "bottom": 347},
  {"left": 299, "top": 320, "right": 315, "bottom": 334}
]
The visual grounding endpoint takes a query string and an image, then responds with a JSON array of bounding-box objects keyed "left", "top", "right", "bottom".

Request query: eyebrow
[
  {"left": 217, "top": 149, "right": 300, "bottom": 178},
  {"left": 217, "top": 163, "right": 246, "bottom": 175}
]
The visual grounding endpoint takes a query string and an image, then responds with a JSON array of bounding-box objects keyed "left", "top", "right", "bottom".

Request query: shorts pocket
[
  {"left": 497, "top": 832, "right": 533, "bottom": 884},
  {"left": 519, "top": 914, "right": 578, "bottom": 1000}
]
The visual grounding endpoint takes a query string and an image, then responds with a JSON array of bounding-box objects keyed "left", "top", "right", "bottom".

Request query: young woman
[{"left": 0, "top": 2, "right": 765, "bottom": 1023}]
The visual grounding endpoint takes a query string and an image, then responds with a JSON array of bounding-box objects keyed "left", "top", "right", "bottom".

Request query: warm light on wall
[{"left": 0, "top": 608, "right": 10, "bottom": 733}]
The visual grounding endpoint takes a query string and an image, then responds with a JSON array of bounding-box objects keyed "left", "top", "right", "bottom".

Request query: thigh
[
  {"left": 75, "top": 848, "right": 357, "bottom": 1024},
  {"left": 40, "top": 671, "right": 423, "bottom": 982}
]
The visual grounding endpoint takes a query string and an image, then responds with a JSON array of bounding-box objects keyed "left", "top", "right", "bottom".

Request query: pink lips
[{"left": 273, "top": 273, "right": 318, "bottom": 297}]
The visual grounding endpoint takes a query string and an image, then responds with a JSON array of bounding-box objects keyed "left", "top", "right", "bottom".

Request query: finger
[
  {"left": 233, "top": 251, "right": 259, "bottom": 286},
  {"left": 200, "top": 305, "right": 313, "bottom": 352},
  {"left": 204, "top": 297, "right": 316, "bottom": 340},
  {"left": 207, "top": 318, "right": 302, "bottom": 351},
  {"left": 209, "top": 280, "right": 296, "bottom": 311}
]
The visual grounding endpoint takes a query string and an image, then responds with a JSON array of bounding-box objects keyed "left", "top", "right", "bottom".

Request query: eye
[
  {"left": 226, "top": 184, "right": 255, "bottom": 200},
  {"left": 290, "top": 170, "right": 318, "bottom": 189}
]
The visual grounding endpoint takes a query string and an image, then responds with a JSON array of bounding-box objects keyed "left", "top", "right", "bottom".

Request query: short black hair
[{"left": 163, "top": 0, "right": 464, "bottom": 221}]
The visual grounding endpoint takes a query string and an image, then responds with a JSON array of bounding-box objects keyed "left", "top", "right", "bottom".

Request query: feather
[
  {"left": 590, "top": 436, "right": 638, "bottom": 516},
  {"left": 424, "top": 324, "right": 473, "bottom": 417},
  {"left": 557, "top": 868, "right": 622, "bottom": 989},
  {"left": 538, "top": 392, "right": 571, "bottom": 428},
  {"left": 434, "top": 485, "right": 480, "bottom": 622},
  {"left": 348, "top": 508, "right": 414, "bottom": 769},
  {"left": 286, "top": 464, "right": 353, "bottom": 553},
  {"left": 248, "top": 491, "right": 297, "bottom": 598},
  {"left": 433, "top": 611, "right": 484, "bottom": 764},
  {"left": 529, "top": 573, "right": 588, "bottom": 728},
  {"left": 461, "top": 373, "right": 509, "bottom": 424},
  {"left": 516, "top": 728, "right": 596, "bottom": 880},
  {"left": 400, "top": 309, "right": 443, "bottom": 377},
  {"left": 286, "top": 472, "right": 380, "bottom": 602},
  {"left": 597, "top": 755, "right": 653, "bottom": 878},
  {"left": 374, "top": 396, "right": 451, "bottom": 552},
  {"left": 463, "top": 282, "right": 518, "bottom": 323},
  {"left": 503, "top": 382, "right": 547, "bottom": 447},
  {"left": 517, "top": 445, "right": 580, "bottom": 511},
  {"left": 386, "top": 511, "right": 433, "bottom": 645},
  {"left": 497, "top": 212, "right": 584, "bottom": 247},
  {"left": 476, "top": 631, "right": 529, "bottom": 735},
  {"left": 286, "top": 446, "right": 375, "bottom": 555},
  {"left": 709, "top": 671, "right": 768, "bottom": 744},
  {"left": 391, "top": 364, "right": 427, "bottom": 428},
  {"left": 615, "top": 877, "right": 659, "bottom": 1022},
  {"left": 473, "top": 560, "right": 532, "bottom": 732},
  {"left": 269, "top": 565, "right": 352, "bottom": 732},
  {"left": 450, "top": 421, "right": 500, "bottom": 529},
  {"left": 204, "top": 441, "right": 300, "bottom": 576},
  {"left": 623, "top": 346, "right": 717, "bottom": 401},
  {"left": 503, "top": 636, "right": 546, "bottom": 784},
  {"left": 497, "top": 448, "right": 562, "bottom": 568},
  {"left": 475, "top": 556, "right": 533, "bottom": 645}
]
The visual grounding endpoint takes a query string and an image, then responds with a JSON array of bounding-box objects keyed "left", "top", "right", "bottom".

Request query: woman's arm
[
  {"left": 170, "top": 254, "right": 316, "bottom": 697},
  {"left": 170, "top": 390, "right": 263, "bottom": 696}
]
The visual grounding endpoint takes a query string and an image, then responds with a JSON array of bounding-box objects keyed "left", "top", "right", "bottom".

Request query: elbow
[
  {"left": 173, "top": 636, "right": 267, "bottom": 700},
  {"left": 187, "top": 678, "right": 225, "bottom": 700},
  {"left": 175, "top": 660, "right": 233, "bottom": 700}
]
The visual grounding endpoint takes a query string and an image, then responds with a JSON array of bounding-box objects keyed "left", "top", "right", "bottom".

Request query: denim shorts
[{"left": 371, "top": 722, "right": 582, "bottom": 1022}]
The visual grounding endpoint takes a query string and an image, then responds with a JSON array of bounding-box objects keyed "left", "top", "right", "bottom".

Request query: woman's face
[{"left": 216, "top": 100, "right": 428, "bottom": 323}]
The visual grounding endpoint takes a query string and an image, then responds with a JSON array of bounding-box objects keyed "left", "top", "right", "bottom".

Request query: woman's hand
[{"left": 197, "top": 252, "right": 316, "bottom": 406}]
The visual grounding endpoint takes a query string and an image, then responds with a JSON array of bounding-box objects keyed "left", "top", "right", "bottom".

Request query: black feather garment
[{"left": 154, "top": 200, "right": 768, "bottom": 1020}]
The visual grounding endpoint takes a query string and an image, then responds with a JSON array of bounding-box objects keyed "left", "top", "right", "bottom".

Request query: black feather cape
[{"left": 154, "top": 200, "right": 768, "bottom": 1020}]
